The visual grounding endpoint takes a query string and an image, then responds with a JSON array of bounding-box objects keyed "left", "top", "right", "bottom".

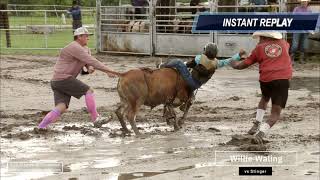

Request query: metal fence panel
[
  {"left": 99, "top": 5, "right": 152, "bottom": 55},
  {"left": 102, "top": 32, "right": 151, "bottom": 54},
  {"left": 155, "top": 34, "right": 210, "bottom": 56},
  {"left": 217, "top": 34, "right": 259, "bottom": 57}
]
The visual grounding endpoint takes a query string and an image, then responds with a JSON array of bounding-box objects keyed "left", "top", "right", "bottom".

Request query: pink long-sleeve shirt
[{"left": 52, "top": 41, "right": 106, "bottom": 81}]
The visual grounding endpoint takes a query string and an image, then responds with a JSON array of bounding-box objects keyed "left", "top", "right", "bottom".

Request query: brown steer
[{"left": 115, "top": 67, "right": 193, "bottom": 135}]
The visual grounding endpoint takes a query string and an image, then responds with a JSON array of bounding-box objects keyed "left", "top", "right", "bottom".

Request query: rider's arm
[{"left": 217, "top": 53, "right": 241, "bottom": 68}]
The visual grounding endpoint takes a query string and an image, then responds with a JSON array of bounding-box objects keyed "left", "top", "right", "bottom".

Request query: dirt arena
[{"left": 1, "top": 54, "right": 319, "bottom": 180}]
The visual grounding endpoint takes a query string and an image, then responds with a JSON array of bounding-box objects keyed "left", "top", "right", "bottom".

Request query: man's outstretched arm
[
  {"left": 230, "top": 60, "right": 250, "bottom": 70},
  {"left": 217, "top": 49, "right": 247, "bottom": 68},
  {"left": 231, "top": 48, "right": 258, "bottom": 70}
]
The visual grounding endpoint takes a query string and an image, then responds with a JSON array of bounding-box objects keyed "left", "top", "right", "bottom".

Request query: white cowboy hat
[
  {"left": 252, "top": 31, "right": 283, "bottom": 39},
  {"left": 74, "top": 27, "right": 93, "bottom": 36},
  {"left": 300, "top": 0, "right": 310, "bottom": 2}
]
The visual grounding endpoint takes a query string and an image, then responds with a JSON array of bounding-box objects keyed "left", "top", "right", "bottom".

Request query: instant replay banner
[{"left": 192, "top": 13, "right": 320, "bottom": 33}]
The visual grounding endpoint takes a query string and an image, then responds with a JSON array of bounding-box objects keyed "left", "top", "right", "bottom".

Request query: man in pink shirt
[{"left": 38, "top": 27, "right": 117, "bottom": 129}]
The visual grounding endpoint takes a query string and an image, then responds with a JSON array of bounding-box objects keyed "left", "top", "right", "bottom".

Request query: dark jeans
[
  {"left": 163, "top": 59, "right": 201, "bottom": 90},
  {"left": 135, "top": 8, "right": 146, "bottom": 19},
  {"left": 290, "top": 33, "right": 309, "bottom": 63},
  {"left": 72, "top": 20, "right": 82, "bottom": 32},
  {"left": 290, "top": 33, "right": 309, "bottom": 54}
]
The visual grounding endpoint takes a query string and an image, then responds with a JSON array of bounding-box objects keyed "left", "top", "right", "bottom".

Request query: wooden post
[
  {"left": 150, "top": 0, "right": 156, "bottom": 56},
  {"left": 0, "top": 1, "right": 11, "bottom": 48},
  {"left": 96, "top": 0, "right": 101, "bottom": 52}
]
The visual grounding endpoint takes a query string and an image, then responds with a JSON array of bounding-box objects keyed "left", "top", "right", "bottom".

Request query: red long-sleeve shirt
[{"left": 243, "top": 39, "right": 293, "bottom": 82}]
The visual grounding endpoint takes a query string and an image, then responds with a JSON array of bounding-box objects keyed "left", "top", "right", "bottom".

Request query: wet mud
[{"left": 1, "top": 55, "right": 319, "bottom": 179}]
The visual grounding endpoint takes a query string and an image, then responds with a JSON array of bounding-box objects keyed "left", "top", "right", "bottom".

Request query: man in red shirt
[{"left": 230, "top": 31, "right": 293, "bottom": 143}]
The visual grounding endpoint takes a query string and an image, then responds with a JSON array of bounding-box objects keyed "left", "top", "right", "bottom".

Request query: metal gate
[
  {"left": 97, "top": 0, "right": 284, "bottom": 57},
  {"left": 97, "top": 1, "right": 152, "bottom": 55}
]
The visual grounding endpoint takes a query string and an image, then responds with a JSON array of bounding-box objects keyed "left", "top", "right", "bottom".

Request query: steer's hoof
[
  {"left": 165, "top": 117, "right": 175, "bottom": 126},
  {"left": 120, "top": 128, "right": 132, "bottom": 134},
  {"left": 178, "top": 119, "right": 185, "bottom": 126}
]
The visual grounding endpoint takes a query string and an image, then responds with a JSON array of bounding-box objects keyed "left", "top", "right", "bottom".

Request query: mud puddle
[
  {"left": 105, "top": 165, "right": 200, "bottom": 180},
  {"left": 1, "top": 121, "right": 224, "bottom": 179},
  {"left": 60, "top": 164, "right": 207, "bottom": 180}
]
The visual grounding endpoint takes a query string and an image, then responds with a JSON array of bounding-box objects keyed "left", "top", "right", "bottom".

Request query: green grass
[
  {"left": 1, "top": 49, "right": 62, "bottom": 56},
  {"left": 1, "top": 29, "right": 96, "bottom": 55},
  {"left": 1, "top": 13, "right": 96, "bottom": 55}
]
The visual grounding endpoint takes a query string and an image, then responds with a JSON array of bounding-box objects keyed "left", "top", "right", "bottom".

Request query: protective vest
[{"left": 191, "top": 54, "right": 218, "bottom": 85}]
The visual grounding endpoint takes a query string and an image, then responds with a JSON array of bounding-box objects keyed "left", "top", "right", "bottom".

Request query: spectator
[
  {"left": 290, "top": 0, "right": 312, "bottom": 64},
  {"left": 239, "top": 0, "right": 250, "bottom": 12},
  {"left": 268, "top": 0, "right": 279, "bottom": 12},
  {"left": 190, "top": 0, "right": 201, "bottom": 14},
  {"left": 68, "top": 0, "right": 82, "bottom": 33},
  {"left": 68, "top": 0, "right": 89, "bottom": 74},
  {"left": 132, "top": 0, "right": 149, "bottom": 19},
  {"left": 249, "top": 0, "right": 266, "bottom": 12}
]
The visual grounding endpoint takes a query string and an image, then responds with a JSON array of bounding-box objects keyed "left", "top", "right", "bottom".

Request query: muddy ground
[{"left": 0, "top": 54, "right": 319, "bottom": 180}]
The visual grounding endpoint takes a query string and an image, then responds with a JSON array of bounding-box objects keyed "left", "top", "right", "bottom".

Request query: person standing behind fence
[
  {"left": 239, "top": 0, "right": 250, "bottom": 12},
  {"left": 289, "top": 0, "right": 312, "bottom": 64},
  {"left": 68, "top": 0, "right": 89, "bottom": 74},
  {"left": 249, "top": 0, "right": 266, "bottom": 12},
  {"left": 267, "top": 0, "right": 279, "bottom": 12},
  {"left": 132, "top": 0, "right": 149, "bottom": 19},
  {"left": 68, "top": 0, "right": 82, "bottom": 33}
]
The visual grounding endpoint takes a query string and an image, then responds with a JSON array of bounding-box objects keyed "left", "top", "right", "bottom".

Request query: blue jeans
[
  {"left": 164, "top": 59, "right": 201, "bottom": 90},
  {"left": 290, "top": 33, "right": 309, "bottom": 54}
]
